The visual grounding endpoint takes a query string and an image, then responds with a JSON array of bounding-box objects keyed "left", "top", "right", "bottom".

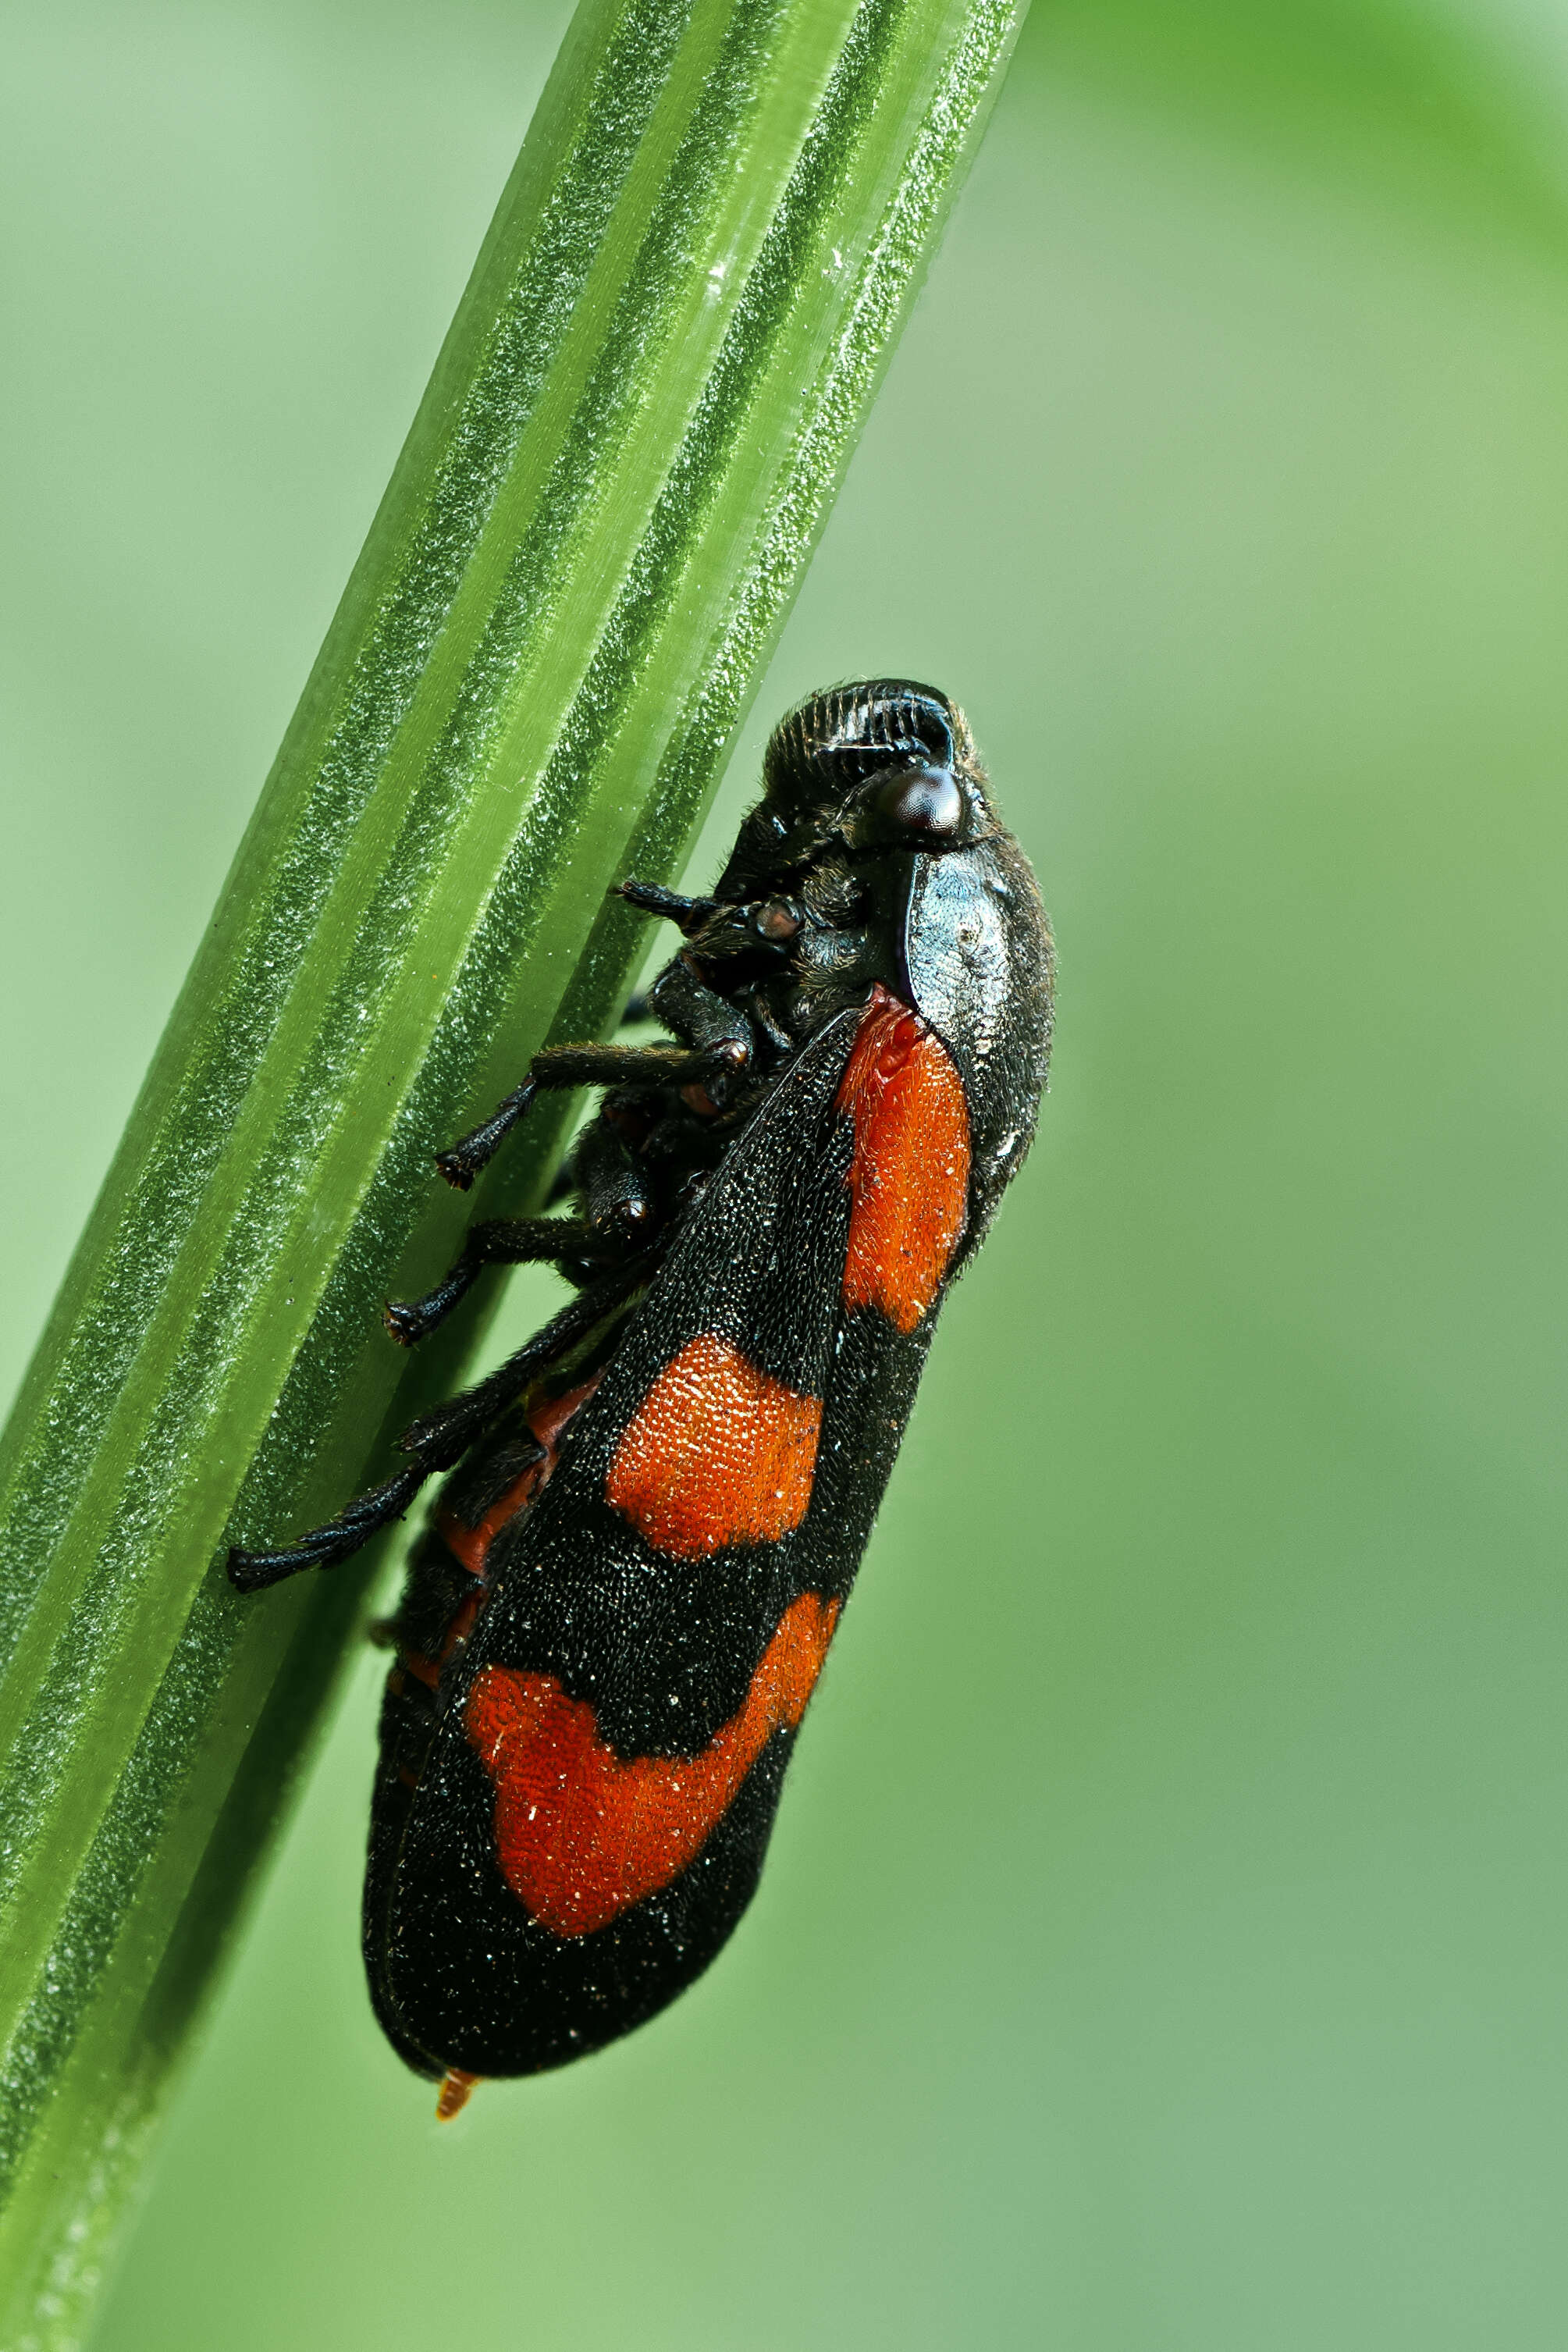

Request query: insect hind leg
[
  {"left": 227, "top": 1466, "right": 425, "bottom": 1592},
  {"left": 226, "top": 1256, "right": 645, "bottom": 1593}
]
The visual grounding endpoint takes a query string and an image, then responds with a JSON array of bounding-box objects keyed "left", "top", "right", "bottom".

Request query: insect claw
[
  {"left": 384, "top": 1297, "right": 429, "bottom": 1346},
  {"left": 435, "top": 1147, "right": 477, "bottom": 1191}
]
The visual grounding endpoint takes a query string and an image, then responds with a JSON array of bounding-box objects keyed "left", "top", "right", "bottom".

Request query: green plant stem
[{"left": 0, "top": 0, "right": 1026, "bottom": 2337}]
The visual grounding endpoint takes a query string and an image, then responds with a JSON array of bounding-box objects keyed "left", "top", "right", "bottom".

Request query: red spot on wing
[
  {"left": 464, "top": 1592, "right": 841, "bottom": 1937},
  {"left": 606, "top": 1333, "right": 822, "bottom": 1558},
  {"left": 440, "top": 1466, "right": 539, "bottom": 1579},
  {"left": 837, "top": 984, "right": 970, "bottom": 1333}
]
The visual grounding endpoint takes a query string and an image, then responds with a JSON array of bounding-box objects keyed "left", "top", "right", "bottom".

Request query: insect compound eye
[{"left": 873, "top": 763, "right": 965, "bottom": 840}]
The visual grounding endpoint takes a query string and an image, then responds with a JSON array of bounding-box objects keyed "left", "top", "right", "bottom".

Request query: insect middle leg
[
  {"left": 385, "top": 1216, "right": 609, "bottom": 1347},
  {"left": 389, "top": 1117, "right": 658, "bottom": 1347},
  {"left": 436, "top": 1033, "right": 748, "bottom": 1190},
  {"left": 642, "top": 955, "right": 754, "bottom": 1063}
]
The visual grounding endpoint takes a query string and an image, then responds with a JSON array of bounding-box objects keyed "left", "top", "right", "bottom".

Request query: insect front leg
[
  {"left": 617, "top": 877, "right": 719, "bottom": 934},
  {"left": 530, "top": 1011, "right": 663, "bottom": 1199},
  {"left": 436, "top": 1036, "right": 748, "bottom": 1191}
]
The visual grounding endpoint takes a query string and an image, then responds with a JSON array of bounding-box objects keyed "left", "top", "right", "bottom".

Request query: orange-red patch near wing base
[
  {"left": 396, "top": 1375, "right": 606, "bottom": 1708},
  {"left": 464, "top": 1592, "right": 841, "bottom": 1937},
  {"left": 606, "top": 1333, "right": 822, "bottom": 1558},
  {"left": 439, "top": 1373, "right": 604, "bottom": 1578},
  {"left": 837, "top": 984, "right": 970, "bottom": 1333},
  {"left": 439, "top": 1466, "right": 540, "bottom": 1580}
]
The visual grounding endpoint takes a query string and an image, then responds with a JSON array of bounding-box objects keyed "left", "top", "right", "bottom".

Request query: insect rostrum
[{"left": 229, "top": 679, "right": 1053, "bottom": 2111}]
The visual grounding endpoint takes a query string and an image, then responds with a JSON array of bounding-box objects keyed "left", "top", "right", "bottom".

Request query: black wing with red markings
[{"left": 367, "top": 990, "right": 972, "bottom": 2078}]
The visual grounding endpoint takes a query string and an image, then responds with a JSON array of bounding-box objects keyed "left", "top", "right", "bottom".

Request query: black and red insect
[{"left": 229, "top": 679, "right": 1053, "bottom": 2113}]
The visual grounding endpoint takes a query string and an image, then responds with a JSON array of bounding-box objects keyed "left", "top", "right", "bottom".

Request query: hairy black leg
[
  {"left": 432, "top": 999, "right": 652, "bottom": 1228},
  {"left": 645, "top": 955, "right": 754, "bottom": 1062},
  {"left": 227, "top": 1467, "right": 426, "bottom": 1592},
  {"left": 542, "top": 1158, "right": 577, "bottom": 1209},
  {"left": 435, "top": 1073, "right": 537, "bottom": 1192},
  {"left": 572, "top": 1116, "right": 657, "bottom": 1249},
  {"left": 227, "top": 1256, "right": 649, "bottom": 1592},
  {"left": 436, "top": 1037, "right": 748, "bottom": 1190},
  {"left": 385, "top": 1216, "right": 616, "bottom": 1347},
  {"left": 394, "top": 1252, "right": 649, "bottom": 1481},
  {"left": 532, "top": 1018, "right": 658, "bottom": 1206},
  {"left": 616, "top": 878, "right": 718, "bottom": 934},
  {"left": 431, "top": 895, "right": 702, "bottom": 1208}
]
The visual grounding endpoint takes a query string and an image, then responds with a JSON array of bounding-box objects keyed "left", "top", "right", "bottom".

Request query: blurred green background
[{"left": 5, "top": 0, "right": 1568, "bottom": 2343}]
